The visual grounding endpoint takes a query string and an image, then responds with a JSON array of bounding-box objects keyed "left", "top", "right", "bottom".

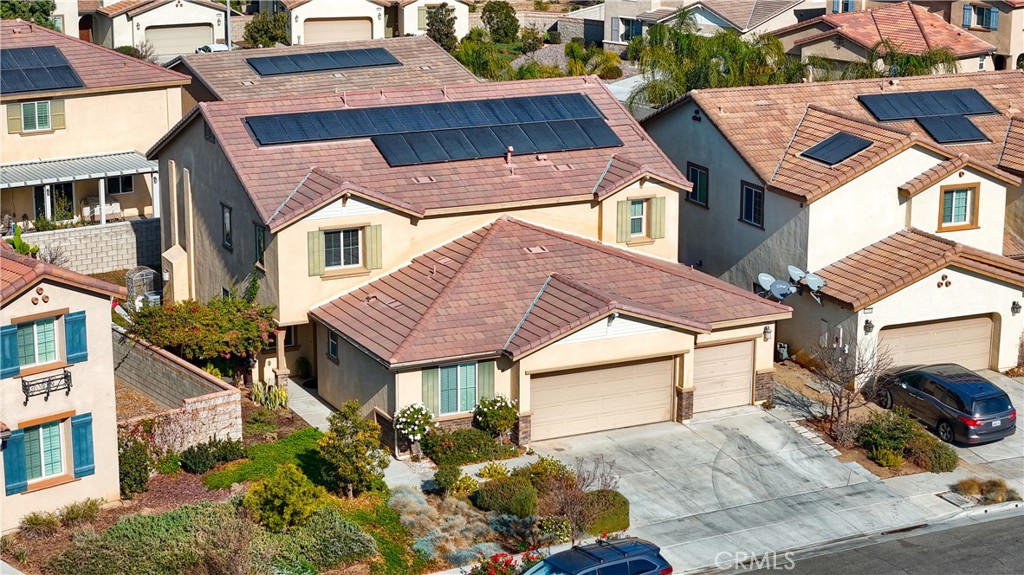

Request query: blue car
[{"left": 523, "top": 538, "right": 673, "bottom": 575}]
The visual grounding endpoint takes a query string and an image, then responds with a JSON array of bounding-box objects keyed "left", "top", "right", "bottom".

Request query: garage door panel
[
  {"left": 305, "top": 18, "right": 373, "bottom": 44},
  {"left": 146, "top": 25, "right": 213, "bottom": 59},
  {"left": 879, "top": 316, "right": 992, "bottom": 371},
  {"left": 693, "top": 341, "right": 753, "bottom": 413},
  {"left": 531, "top": 359, "right": 673, "bottom": 441}
]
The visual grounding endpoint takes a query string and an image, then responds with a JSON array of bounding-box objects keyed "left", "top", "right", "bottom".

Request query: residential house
[
  {"left": 147, "top": 75, "right": 791, "bottom": 436},
  {"left": 1, "top": 20, "right": 188, "bottom": 229},
  {"left": 0, "top": 245, "right": 127, "bottom": 533},
  {"left": 168, "top": 35, "right": 477, "bottom": 115},
  {"left": 51, "top": 0, "right": 79, "bottom": 37},
  {"left": 642, "top": 71, "right": 1024, "bottom": 371},
  {"left": 83, "top": 0, "right": 233, "bottom": 63},
  {"left": 774, "top": 2, "right": 997, "bottom": 74},
  {"left": 556, "top": 3, "right": 605, "bottom": 46},
  {"left": 260, "top": 0, "right": 471, "bottom": 45}
]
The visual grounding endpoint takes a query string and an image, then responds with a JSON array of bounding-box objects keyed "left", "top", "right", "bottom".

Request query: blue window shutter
[
  {"left": 71, "top": 413, "right": 95, "bottom": 478},
  {"left": 989, "top": 8, "right": 998, "bottom": 30},
  {"left": 0, "top": 324, "right": 19, "bottom": 378},
  {"left": 4, "top": 429, "right": 28, "bottom": 495},
  {"left": 833, "top": 0, "right": 840, "bottom": 13},
  {"left": 64, "top": 311, "right": 87, "bottom": 364},
  {"left": 963, "top": 5, "right": 972, "bottom": 27}
]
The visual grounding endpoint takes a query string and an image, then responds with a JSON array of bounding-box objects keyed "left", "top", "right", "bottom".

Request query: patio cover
[{"left": 0, "top": 151, "right": 156, "bottom": 189}]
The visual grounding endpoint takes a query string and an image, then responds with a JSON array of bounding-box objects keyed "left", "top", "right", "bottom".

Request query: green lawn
[{"left": 202, "top": 427, "right": 327, "bottom": 490}]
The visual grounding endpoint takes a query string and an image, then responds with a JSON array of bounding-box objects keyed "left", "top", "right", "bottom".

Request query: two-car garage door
[
  {"left": 146, "top": 25, "right": 213, "bottom": 61},
  {"left": 303, "top": 18, "right": 373, "bottom": 44},
  {"left": 878, "top": 316, "right": 993, "bottom": 371}
]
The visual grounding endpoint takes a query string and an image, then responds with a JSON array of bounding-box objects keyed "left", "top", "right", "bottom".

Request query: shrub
[
  {"left": 293, "top": 356, "right": 312, "bottom": 379},
  {"left": 118, "top": 435, "right": 153, "bottom": 497},
  {"left": 0, "top": 534, "right": 14, "bottom": 554},
  {"left": 280, "top": 507, "right": 377, "bottom": 569},
  {"left": 318, "top": 401, "right": 390, "bottom": 498},
  {"left": 953, "top": 477, "right": 982, "bottom": 496},
  {"left": 490, "top": 514, "right": 539, "bottom": 551},
  {"left": 866, "top": 446, "right": 904, "bottom": 468},
  {"left": 533, "top": 0, "right": 549, "bottom": 10},
  {"left": 155, "top": 451, "right": 181, "bottom": 475},
  {"left": 521, "top": 26, "right": 544, "bottom": 54},
  {"left": 466, "top": 551, "right": 520, "bottom": 575},
  {"left": 832, "top": 420, "right": 864, "bottom": 449},
  {"left": 59, "top": 498, "right": 103, "bottom": 527},
  {"left": 426, "top": 1, "right": 458, "bottom": 52},
  {"left": 546, "top": 30, "right": 562, "bottom": 44},
  {"left": 212, "top": 437, "right": 245, "bottom": 463},
  {"left": 251, "top": 379, "right": 289, "bottom": 410},
  {"left": 243, "top": 463, "right": 326, "bottom": 532},
  {"left": 389, "top": 485, "right": 495, "bottom": 562},
  {"left": 474, "top": 476, "right": 537, "bottom": 518},
  {"left": 481, "top": 0, "right": 519, "bottom": 43},
  {"left": 586, "top": 490, "right": 629, "bottom": 535},
  {"left": 980, "top": 479, "right": 1009, "bottom": 504},
  {"left": 917, "top": 442, "right": 959, "bottom": 473},
  {"left": 434, "top": 464, "right": 463, "bottom": 495},
  {"left": 451, "top": 474, "right": 479, "bottom": 496},
  {"left": 478, "top": 461, "right": 510, "bottom": 479},
  {"left": 598, "top": 65, "right": 623, "bottom": 80},
  {"left": 857, "top": 406, "right": 917, "bottom": 452},
  {"left": 422, "top": 427, "right": 514, "bottom": 466},
  {"left": 180, "top": 442, "right": 218, "bottom": 474},
  {"left": 20, "top": 511, "right": 60, "bottom": 539},
  {"left": 512, "top": 455, "right": 571, "bottom": 493},
  {"left": 473, "top": 396, "right": 520, "bottom": 439},
  {"left": 394, "top": 403, "right": 435, "bottom": 444},
  {"left": 244, "top": 10, "right": 289, "bottom": 48},
  {"left": 539, "top": 516, "right": 572, "bottom": 545}
]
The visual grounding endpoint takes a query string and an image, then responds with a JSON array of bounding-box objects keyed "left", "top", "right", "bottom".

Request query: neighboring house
[
  {"left": 310, "top": 216, "right": 790, "bottom": 448},
  {"left": 51, "top": 0, "right": 80, "bottom": 37},
  {"left": 0, "top": 245, "right": 127, "bottom": 533},
  {"left": 86, "top": 0, "right": 232, "bottom": 63},
  {"left": 557, "top": 2, "right": 605, "bottom": 46},
  {"left": 0, "top": 20, "right": 188, "bottom": 228},
  {"left": 603, "top": 0, "right": 689, "bottom": 50},
  {"left": 642, "top": 71, "right": 1024, "bottom": 371},
  {"left": 261, "top": 0, "right": 471, "bottom": 45},
  {"left": 167, "top": 35, "right": 477, "bottom": 115},
  {"left": 773, "top": 2, "right": 997, "bottom": 73}
]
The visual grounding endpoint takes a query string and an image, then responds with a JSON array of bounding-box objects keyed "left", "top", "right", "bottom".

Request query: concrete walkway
[
  {"left": 285, "top": 378, "right": 334, "bottom": 431},
  {"left": 0, "top": 560, "right": 23, "bottom": 575}
]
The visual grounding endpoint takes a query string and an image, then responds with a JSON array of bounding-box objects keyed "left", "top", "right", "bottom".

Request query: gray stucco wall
[
  {"left": 316, "top": 322, "right": 395, "bottom": 417},
  {"left": 14, "top": 218, "right": 160, "bottom": 275}
]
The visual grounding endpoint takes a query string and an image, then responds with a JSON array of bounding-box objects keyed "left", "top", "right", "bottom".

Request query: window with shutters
[
  {"left": 17, "top": 318, "right": 58, "bottom": 368},
  {"left": 309, "top": 224, "right": 382, "bottom": 277},
  {"left": 972, "top": 6, "right": 999, "bottom": 30},
  {"left": 419, "top": 4, "right": 441, "bottom": 30},
  {"left": 440, "top": 362, "right": 477, "bottom": 414},
  {"left": 24, "top": 420, "right": 64, "bottom": 482},
  {"left": 3, "top": 412, "right": 95, "bottom": 495},
  {"left": 616, "top": 196, "right": 666, "bottom": 244},
  {"left": 740, "top": 181, "right": 764, "bottom": 228},
  {"left": 2, "top": 310, "right": 88, "bottom": 379},
  {"left": 629, "top": 199, "right": 646, "bottom": 236},
  {"left": 20, "top": 101, "right": 51, "bottom": 132}
]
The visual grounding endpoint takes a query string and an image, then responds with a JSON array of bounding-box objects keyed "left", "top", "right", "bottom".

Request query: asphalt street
[{"left": 733, "top": 513, "right": 1024, "bottom": 575}]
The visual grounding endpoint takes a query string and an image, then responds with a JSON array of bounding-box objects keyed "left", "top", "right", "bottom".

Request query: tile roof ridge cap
[
  {"left": 389, "top": 221, "right": 503, "bottom": 363},
  {"left": 906, "top": 1, "right": 932, "bottom": 51},
  {"left": 770, "top": 105, "right": 811, "bottom": 184},
  {"left": 503, "top": 274, "right": 561, "bottom": 353},
  {"left": 267, "top": 167, "right": 317, "bottom": 227}
]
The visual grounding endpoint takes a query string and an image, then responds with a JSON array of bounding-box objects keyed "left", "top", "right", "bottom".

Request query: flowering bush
[
  {"left": 394, "top": 403, "right": 435, "bottom": 443},
  {"left": 464, "top": 552, "right": 518, "bottom": 575},
  {"left": 473, "top": 396, "right": 519, "bottom": 438}
]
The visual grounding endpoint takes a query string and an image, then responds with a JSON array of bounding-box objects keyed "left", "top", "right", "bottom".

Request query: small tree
[
  {"left": 811, "top": 336, "right": 894, "bottom": 440},
  {"left": 473, "top": 395, "right": 518, "bottom": 442},
  {"left": 426, "top": 2, "right": 457, "bottom": 52},
  {"left": 244, "top": 10, "right": 289, "bottom": 48},
  {"left": 481, "top": 0, "right": 519, "bottom": 43},
  {"left": 114, "top": 41, "right": 157, "bottom": 63},
  {"left": 318, "top": 401, "right": 390, "bottom": 498},
  {"left": 1, "top": 0, "right": 58, "bottom": 30},
  {"left": 520, "top": 25, "right": 543, "bottom": 54}
]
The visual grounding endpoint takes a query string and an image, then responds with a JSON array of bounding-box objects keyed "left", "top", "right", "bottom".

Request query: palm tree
[{"left": 806, "top": 39, "right": 958, "bottom": 80}]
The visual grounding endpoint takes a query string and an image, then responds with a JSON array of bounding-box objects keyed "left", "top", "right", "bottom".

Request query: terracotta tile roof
[
  {"left": 98, "top": 0, "right": 228, "bottom": 17},
  {"left": 644, "top": 70, "right": 1024, "bottom": 202},
  {"left": 897, "top": 153, "right": 969, "bottom": 196},
  {"left": 1003, "top": 228, "right": 1024, "bottom": 260},
  {"left": 176, "top": 35, "right": 478, "bottom": 101},
  {"left": 153, "top": 76, "right": 690, "bottom": 231},
  {"left": 1, "top": 249, "right": 127, "bottom": 302},
  {"left": 636, "top": 7, "right": 680, "bottom": 23},
  {"left": 815, "top": 228, "right": 1024, "bottom": 310},
  {"left": 780, "top": 2, "right": 995, "bottom": 58},
  {"left": 1000, "top": 116, "right": 1024, "bottom": 175},
  {"left": 310, "top": 217, "right": 791, "bottom": 367},
  {"left": 0, "top": 20, "right": 189, "bottom": 100},
  {"left": 78, "top": 0, "right": 101, "bottom": 12},
  {"left": 692, "top": 0, "right": 805, "bottom": 32}
]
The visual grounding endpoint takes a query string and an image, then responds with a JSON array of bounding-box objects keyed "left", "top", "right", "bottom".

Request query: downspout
[{"left": 183, "top": 168, "right": 196, "bottom": 299}]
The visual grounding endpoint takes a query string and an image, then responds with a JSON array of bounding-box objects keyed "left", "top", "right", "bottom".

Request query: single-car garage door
[
  {"left": 530, "top": 358, "right": 673, "bottom": 441},
  {"left": 146, "top": 24, "right": 213, "bottom": 61},
  {"left": 693, "top": 341, "right": 754, "bottom": 413},
  {"left": 878, "top": 316, "right": 993, "bottom": 371},
  {"left": 304, "top": 18, "right": 373, "bottom": 44}
]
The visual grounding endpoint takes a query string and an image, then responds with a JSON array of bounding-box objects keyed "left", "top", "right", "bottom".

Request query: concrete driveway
[
  {"left": 954, "top": 371, "right": 1024, "bottom": 493},
  {"left": 533, "top": 407, "right": 958, "bottom": 572}
]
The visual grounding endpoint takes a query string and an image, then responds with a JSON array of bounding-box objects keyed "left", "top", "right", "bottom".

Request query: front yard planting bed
[{"left": 203, "top": 427, "right": 326, "bottom": 490}]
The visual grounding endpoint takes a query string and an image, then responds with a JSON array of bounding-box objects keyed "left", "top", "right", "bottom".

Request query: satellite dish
[
  {"left": 805, "top": 273, "right": 826, "bottom": 292},
  {"left": 770, "top": 279, "right": 796, "bottom": 301},
  {"left": 758, "top": 273, "right": 777, "bottom": 292},
  {"left": 787, "top": 265, "right": 806, "bottom": 283}
]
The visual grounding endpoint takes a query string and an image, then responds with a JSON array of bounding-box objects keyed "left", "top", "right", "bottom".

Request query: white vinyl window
[
  {"left": 629, "top": 199, "right": 646, "bottom": 236},
  {"left": 21, "top": 101, "right": 51, "bottom": 132},
  {"left": 24, "top": 421, "right": 64, "bottom": 481},
  {"left": 440, "top": 362, "right": 477, "bottom": 414},
  {"left": 327, "top": 330, "right": 338, "bottom": 359},
  {"left": 324, "top": 228, "right": 361, "bottom": 268},
  {"left": 17, "top": 318, "right": 57, "bottom": 367},
  {"left": 942, "top": 187, "right": 971, "bottom": 226}
]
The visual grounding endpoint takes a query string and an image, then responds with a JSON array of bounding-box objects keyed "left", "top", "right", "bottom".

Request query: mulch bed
[
  {"left": 803, "top": 417, "right": 928, "bottom": 479},
  {"left": 115, "top": 380, "right": 169, "bottom": 421},
  {"left": 241, "top": 396, "right": 308, "bottom": 447}
]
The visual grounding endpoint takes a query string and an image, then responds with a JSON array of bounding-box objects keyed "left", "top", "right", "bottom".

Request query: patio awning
[{"left": 0, "top": 151, "right": 157, "bottom": 190}]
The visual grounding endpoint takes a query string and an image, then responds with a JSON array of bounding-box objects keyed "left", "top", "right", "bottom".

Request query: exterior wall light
[
  {"left": 864, "top": 319, "right": 874, "bottom": 334},
  {"left": 762, "top": 325, "right": 772, "bottom": 342},
  {"left": 1013, "top": 301, "right": 1021, "bottom": 316}
]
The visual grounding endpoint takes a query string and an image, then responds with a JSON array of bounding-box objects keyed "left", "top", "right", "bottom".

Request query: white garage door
[
  {"left": 145, "top": 25, "right": 214, "bottom": 61},
  {"left": 693, "top": 341, "right": 754, "bottom": 413},
  {"left": 304, "top": 18, "right": 373, "bottom": 44},
  {"left": 531, "top": 359, "right": 673, "bottom": 441},
  {"left": 878, "top": 316, "right": 993, "bottom": 371}
]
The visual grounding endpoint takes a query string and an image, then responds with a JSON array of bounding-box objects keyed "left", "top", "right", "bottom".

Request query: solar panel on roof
[
  {"left": 858, "top": 89, "right": 997, "bottom": 121},
  {"left": 916, "top": 115, "right": 988, "bottom": 144},
  {"left": 0, "top": 46, "right": 83, "bottom": 95},
  {"left": 802, "top": 131, "right": 873, "bottom": 165},
  {"left": 246, "top": 47, "right": 401, "bottom": 76}
]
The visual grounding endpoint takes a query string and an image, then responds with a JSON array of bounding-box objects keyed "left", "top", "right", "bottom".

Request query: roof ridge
[
  {"left": 907, "top": 2, "right": 932, "bottom": 51},
  {"left": 503, "top": 274, "right": 561, "bottom": 352},
  {"left": 770, "top": 105, "right": 810, "bottom": 184},
  {"left": 267, "top": 167, "right": 316, "bottom": 227},
  {"left": 997, "top": 116, "right": 1019, "bottom": 168}
]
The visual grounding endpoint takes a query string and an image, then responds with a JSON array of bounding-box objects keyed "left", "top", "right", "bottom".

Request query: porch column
[
  {"left": 98, "top": 176, "right": 107, "bottom": 225},
  {"left": 272, "top": 328, "right": 290, "bottom": 386},
  {"left": 151, "top": 173, "right": 161, "bottom": 218},
  {"left": 43, "top": 185, "right": 52, "bottom": 220}
]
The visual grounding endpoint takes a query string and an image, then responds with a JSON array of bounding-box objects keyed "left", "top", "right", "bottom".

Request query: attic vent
[
  {"left": 436, "top": 256, "right": 454, "bottom": 265},
  {"left": 419, "top": 65, "right": 432, "bottom": 70},
  {"left": 553, "top": 164, "right": 575, "bottom": 171},
  {"left": 332, "top": 72, "right": 346, "bottom": 78},
  {"left": 412, "top": 176, "right": 436, "bottom": 184},
  {"left": 239, "top": 80, "right": 255, "bottom": 86},
  {"left": 754, "top": 99, "right": 771, "bottom": 106},
  {"left": 203, "top": 121, "right": 215, "bottom": 143},
  {"left": 523, "top": 246, "right": 548, "bottom": 254}
]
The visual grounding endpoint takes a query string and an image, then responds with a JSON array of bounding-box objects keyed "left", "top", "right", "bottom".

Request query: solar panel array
[
  {"left": 245, "top": 93, "right": 623, "bottom": 166},
  {"left": 247, "top": 48, "right": 400, "bottom": 76},
  {"left": 857, "top": 88, "right": 994, "bottom": 144},
  {"left": 0, "top": 46, "right": 84, "bottom": 95},
  {"left": 802, "top": 131, "right": 872, "bottom": 165}
]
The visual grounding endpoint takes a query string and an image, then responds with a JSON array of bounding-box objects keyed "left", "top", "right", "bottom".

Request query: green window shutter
[
  {"left": 6, "top": 104, "right": 21, "bottom": 134},
  {"left": 72, "top": 413, "right": 96, "bottom": 478},
  {"left": 65, "top": 310, "right": 88, "bottom": 364},
  {"left": 50, "top": 99, "right": 65, "bottom": 130},
  {"left": 459, "top": 363, "right": 477, "bottom": 411},
  {"left": 649, "top": 196, "right": 666, "bottom": 239},
  {"left": 477, "top": 360, "right": 495, "bottom": 400},
  {"left": 0, "top": 324, "right": 19, "bottom": 378},
  {"left": 307, "top": 230, "right": 325, "bottom": 276},
  {"left": 422, "top": 367, "right": 440, "bottom": 417},
  {"left": 615, "top": 200, "right": 630, "bottom": 243},
  {"left": 440, "top": 365, "right": 458, "bottom": 413},
  {"left": 3, "top": 429, "right": 27, "bottom": 495},
  {"left": 365, "top": 224, "right": 382, "bottom": 270},
  {"left": 418, "top": 6, "right": 427, "bottom": 29}
]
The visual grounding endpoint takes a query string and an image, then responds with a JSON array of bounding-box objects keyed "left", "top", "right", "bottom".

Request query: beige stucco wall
[
  {"left": 950, "top": 1, "right": 1023, "bottom": 67},
  {"left": 103, "top": 1, "right": 227, "bottom": 51},
  {"left": 52, "top": 0, "right": 79, "bottom": 36},
  {"left": 316, "top": 324, "right": 395, "bottom": 416},
  {"left": 398, "top": 0, "right": 470, "bottom": 39},
  {"left": 906, "top": 169, "right": 1007, "bottom": 253},
  {"left": 291, "top": 0, "right": 384, "bottom": 44},
  {"left": 0, "top": 280, "right": 120, "bottom": 533}
]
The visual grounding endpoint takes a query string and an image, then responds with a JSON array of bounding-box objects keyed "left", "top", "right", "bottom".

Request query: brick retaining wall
[{"left": 18, "top": 218, "right": 160, "bottom": 275}]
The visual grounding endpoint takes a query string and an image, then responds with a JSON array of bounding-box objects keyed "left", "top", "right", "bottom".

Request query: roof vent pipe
[{"left": 505, "top": 146, "right": 514, "bottom": 164}]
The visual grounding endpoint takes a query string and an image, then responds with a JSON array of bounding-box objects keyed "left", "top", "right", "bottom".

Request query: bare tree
[
  {"left": 811, "top": 336, "right": 894, "bottom": 440},
  {"left": 538, "top": 456, "right": 618, "bottom": 544},
  {"left": 36, "top": 243, "right": 70, "bottom": 268}
]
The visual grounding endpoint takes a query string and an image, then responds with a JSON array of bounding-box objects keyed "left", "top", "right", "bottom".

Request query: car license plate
[{"left": 992, "top": 420, "right": 1002, "bottom": 427}]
